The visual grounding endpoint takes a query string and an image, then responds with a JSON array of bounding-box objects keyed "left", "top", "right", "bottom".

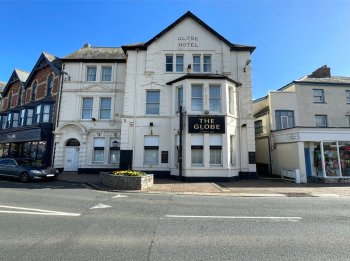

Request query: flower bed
[{"left": 100, "top": 171, "right": 153, "bottom": 190}]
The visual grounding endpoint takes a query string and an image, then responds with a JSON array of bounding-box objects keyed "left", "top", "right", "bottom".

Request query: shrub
[{"left": 111, "top": 170, "right": 145, "bottom": 176}]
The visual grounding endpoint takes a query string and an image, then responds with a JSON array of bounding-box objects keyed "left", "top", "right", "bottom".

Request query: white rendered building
[
  {"left": 254, "top": 66, "right": 350, "bottom": 183},
  {"left": 54, "top": 12, "right": 257, "bottom": 179}
]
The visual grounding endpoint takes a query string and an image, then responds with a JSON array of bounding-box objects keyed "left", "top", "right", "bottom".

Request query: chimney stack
[{"left": 308, "top": 65, "right": 331, "bottom": 78}]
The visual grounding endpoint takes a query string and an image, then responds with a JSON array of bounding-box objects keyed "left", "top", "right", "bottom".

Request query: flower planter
[{"left": 100, "top": 172, "right": 154, "bottom": 190}]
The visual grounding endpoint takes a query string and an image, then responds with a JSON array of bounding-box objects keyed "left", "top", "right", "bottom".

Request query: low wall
[{"left": 100, "top": 172, "right": 154, "bottom": 190}]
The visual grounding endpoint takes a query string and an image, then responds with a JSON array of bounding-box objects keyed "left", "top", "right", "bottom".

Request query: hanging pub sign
[{"left": 188, "top": 116, "right": 225, "bottom": 133}]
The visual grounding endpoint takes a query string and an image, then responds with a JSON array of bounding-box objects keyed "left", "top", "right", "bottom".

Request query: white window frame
[
  {"left": 93, "top": 137, "right": 105, "bottom": 163},
  {"left": 146, "top": 90, "right": 160, "bottom": 115},
  {"left": 165, "top": 55, "right": 173, "bottom": 72},
  {"left": 313, "top": 89, "right": 324, "bottom": 103},
  {"left": 193, "top": 55, "right": 201, "bottom": 72},
  {"left": 176, "top": 86, "right": 183, "bottom": 113},
  {"left": 176, "top": 55, "right": 184, "bottom": 72},
  {"left": 99, "top": 97, "right": 111, "bottom": 120},
  {"left": 203, "top": 55, "right": 212, "bottom": 72},
  {"left": 209, "top": 85, "right": 221, "bottom": 112},
  {"left": 101, "top": 66, "right": 112, "bottom": 82},
  {"left": 144, "top": 136, "right": 159, "bottom": 165},
  {"left": 346, "top": 90, "right": 350, "bottom": 104},
  {"left": 191, "top": 84, "right": 203, "bottom": 112},
  {"left": 86, "top": 66, "right": 97, "bottom": 82},
  {"left": 315, "top": 115, "right": 328, "bottom": 127},
  {"left": 209, "top": 135, "right": 222, "bottom": 166},
  {"left": 191, "top": 134, "right": 204, "bottom": 166},
  {"left": 82, "top": 97, "right": 93, "bottom": 119}
]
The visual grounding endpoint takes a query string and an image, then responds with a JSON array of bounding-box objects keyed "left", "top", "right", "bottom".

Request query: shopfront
[
  {"left": 313, "top": 141, "right": 350, "bottom": 178},
  {"left": 0, "top": 123, "right": 53, "bottom": 166}
]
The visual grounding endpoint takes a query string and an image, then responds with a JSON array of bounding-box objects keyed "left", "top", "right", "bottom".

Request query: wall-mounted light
[
  {"left": 241, "top": 123, "right": 247, "bottom": 127},
  {"left": 91, "top": 118, "right": 96, "bottom": 121},
  {"left": 150, "top": 122, "right": 154, "bottom": 127},
  {"left": 243, "top": 59, "right": 251, "bottom": 72},
  {"left": 204, "top": 110, "right": 209, "bottom": 115}
]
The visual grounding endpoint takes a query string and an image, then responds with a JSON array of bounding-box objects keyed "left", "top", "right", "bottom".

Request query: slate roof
[
  {"left": 43, "top": 52, "right": 62, "bottom": 72},
  {"left": 14, "top": 69, "right": 30, "bottom": 83},
  {"left": 63, "top": 46, "right": 126, "bottom": 61},
  {"left": 295, "top": 76, "right": 350, "bottom": 85},
  {"left": 122, "top": 11, "right": 255, "bottom": 54}
]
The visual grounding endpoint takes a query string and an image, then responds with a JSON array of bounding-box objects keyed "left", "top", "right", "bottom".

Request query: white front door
[{"left": 64, "top": 147, "right": 79, "bottom": 171}]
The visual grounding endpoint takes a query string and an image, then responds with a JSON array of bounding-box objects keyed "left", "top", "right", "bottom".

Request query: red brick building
[{"left": 0, "top": 53, "right": 62, "bottom": 166}]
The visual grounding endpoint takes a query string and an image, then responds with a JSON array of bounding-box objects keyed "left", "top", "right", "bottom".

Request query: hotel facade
[{"left": 53, "top": 12, "right": 257, "bottom": 179}]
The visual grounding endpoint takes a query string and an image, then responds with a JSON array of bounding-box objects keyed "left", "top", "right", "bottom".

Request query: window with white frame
[
  {"left": 176, "top": 55, "right": 184, "bottom": 72},
  {"left": 102, "top": 66, "right": 112, "bottom": 82},
  {"left": 26, "top": 109, "right": 33, "bottom": 126},
  {"left": 176, "top": 86, "right": 183, "bottom": 113},
  {"left": 47, "top": 75, "right": 54, "bottom": 96},
  {"left": 19, "top": 109, "right": 25, "bottom": 126},
  {"left": 230, "top": 135, "right": 236, "bottom": 166},
  {"left": 109, "top": 138, "right": 120, "bottom": 164},
  {"left": 275, "top": 110, "right": 294, "bottom": 130},
  {"left": 203, "top": 55, "right": 212, "bottom": 72},
  {"left": 82, "top": 98, "right": 93, "bottom": 119},
  {"left": 11, "top": 112, "right": 19, "bottom": 128},
  {"left": 315, "top": 115, "right": 328, "bottom": 127},
  {"left": 146, "top": 90, "right": 160, "bottom": 115},
  {"left": 144, "top": 135, "right": 159, "bottom": 165},
  {"left": 7, "top": 113, "right": 11, "bottom": 128},
  {"left": 93, "top": 137, "right": 105, "bottom": 163},
  {"left": 229, "top": 86, "right": 234, "bottom": 114},
  {"left": 346, "top": 90, "right": 350, "bottom": 104},
  {"left": 191, "top": 134, "right": 203, "bottom": 166},
  {"left": 209, "top": 85, "right": 221, "bottom": 112},
  {"left": 165, "top": 55, "right": 173, "bottom": 72},
  {"left": 193, "top": 55, "right": 201, "bottom": 72},
  {"left": 191, "top": 84, "right": 203, "bottom": 111},
  {"left": 35, "top": 104, "right": 51, "bottom": 123},
  {"left": 100, "top": 98, "right": 111, "bottom": 119},
  {"left": 210, "top": 134, "right": 222, "bottom": 166},
  {"left": 313, "top": 89, "right": 324, "bottom": 103},
  {"left": 86, "top": 66, "right": 97, "bottom": 81}
]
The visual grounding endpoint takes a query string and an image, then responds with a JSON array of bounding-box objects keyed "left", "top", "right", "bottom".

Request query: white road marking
[
  {"left": 90, "top": 203, "right": 112, "bottom": 209},
  {"left": 112, "top": 194, "right": 128, "bottom": 198},
  {"left": 0, "top": 205, "right": 81, "bottom": 217},
  {"left": 165, "top": 215, "right": 302, "bottom": 221}
]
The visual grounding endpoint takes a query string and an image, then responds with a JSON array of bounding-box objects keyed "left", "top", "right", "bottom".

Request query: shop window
[
  {"left": 191, "top": 84, "right": 203, "bottom": 111},
  {"left": 209, "top": 85, "right": 221, "bottom": 112},
  {"left": 338, "top": 142, "right": 350, "bottom": 176},
  {"left": 165, "top": 55, "right": 173, "bottom": 72},
  {"left": 193, "top": 55, "right": 201, "bottom": 72},
  {"left": 210, "top": 135, "right": 222, "bottom": 166},
  {"left": 203, "top": 55, "right": 212, "bottom": 72},
  {"left": 144, "top": 136, "right": 159, "bottom": 165},
  {"left": 109, "top": 139, "right": 120, "bottom": 164},
  {"left": 315, "top": 115, "right": 328, "bottom": 127},
  {"left": 100, "top": 97, "right": 111, "bottom": 119},
  {"left": 82, "top": 97, "right": 93, "bottom": 119},
  {"left": 176, "top": 86, "right": 183, "bottom": 113},
  {"left": 47, "top": 75, "right": 54, "bottom": 96},
  {"left": 102, "top": 66, "right": 112, "bottom": 82},
  {"left": 146, "top": 90, "right": 160, "bottom": 115},
  {"left": 323, "top": 142, "right": 339, "bottom": 177},
  {"left": 31, "top": 82, "right": 37, "bottom": 101},
  {"left": 191, "top": 134, "right": 203, "bottom": 166},
  {"left": 176, "top": 55, "right": 184, "bottom": 72},
  {"left": 86, "top": 66, "right": 97, "bottom": 81},
  {"left": 313, "top": 89, "right": 324, "bottom": 103},
  {"left": 254, "top": 120, "right": 263, "bottom": 134},
  {"left": 93, "top": 137, "right": 105, "bottom": 163},
  {"left": 275, "top": 110, "right": 294, "bottom": 130}
]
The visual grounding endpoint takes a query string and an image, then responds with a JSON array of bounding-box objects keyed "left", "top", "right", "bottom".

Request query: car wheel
[{"left": 20, "top": 172, "right": 30, "bottom": 183}]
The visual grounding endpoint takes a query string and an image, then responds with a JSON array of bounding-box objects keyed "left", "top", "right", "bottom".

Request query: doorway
[{"left": 64, "top": 139, "right": 80, "bottom": 172}]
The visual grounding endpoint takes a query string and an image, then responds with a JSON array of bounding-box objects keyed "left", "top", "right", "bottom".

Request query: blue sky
[{"left": 1, "top": 0, "right": 349, "bottom": 99}]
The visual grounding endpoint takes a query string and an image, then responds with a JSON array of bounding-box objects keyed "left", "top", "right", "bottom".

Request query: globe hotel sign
[{"left": 188, "top": 116, "right": 225, "bottom": 133}]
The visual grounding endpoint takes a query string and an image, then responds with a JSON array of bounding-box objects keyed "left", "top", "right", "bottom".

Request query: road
[{"left": 0, "top": 179, "right": 350, "bottom": 261}]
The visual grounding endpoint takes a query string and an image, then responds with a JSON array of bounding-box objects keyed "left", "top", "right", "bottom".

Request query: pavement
[{"left": 57, "top": 172, "right": 350, "bottom": 197}]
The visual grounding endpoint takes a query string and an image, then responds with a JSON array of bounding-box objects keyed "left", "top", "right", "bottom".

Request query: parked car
[{"left": 0, "top": 158, "right": 59, "bottom": 182}]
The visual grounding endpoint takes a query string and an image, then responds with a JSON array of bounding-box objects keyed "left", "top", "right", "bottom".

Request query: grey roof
[
  {"left": 64, "top": 46, "right": 126, "bottom": 60},
  {"left": 43, "top": 52, "right": 62, "bottom": 71},
  {"left": 14, "top": 69, "right": 30, "bottom": 82},
  {"left": 296, "top": 76, "right": 350, "bottom": 85}
]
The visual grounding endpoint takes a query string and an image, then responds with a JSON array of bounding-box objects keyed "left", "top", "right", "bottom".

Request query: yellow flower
[{"left": 111, "top": 170, "right": 145, "bottom": 176}]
